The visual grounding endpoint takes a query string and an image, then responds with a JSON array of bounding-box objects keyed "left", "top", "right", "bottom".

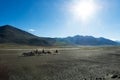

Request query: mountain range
[{"left": 0, "top": 25, "right": 119, "bottom": 46}]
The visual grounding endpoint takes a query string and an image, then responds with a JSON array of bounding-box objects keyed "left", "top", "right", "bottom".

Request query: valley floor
[{"left": 0, "top": 46, "right": 120, "bottom": 80}]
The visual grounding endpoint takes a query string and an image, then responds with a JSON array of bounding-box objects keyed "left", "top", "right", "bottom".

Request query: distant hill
[
  {"left": 0, "top": 25, "right": 119, "bottom": 46},
  {"left": 116, "top": 41, "right": 120, "bottom": 43},
  {"left": 116, "top": 41, "right": 120, "bottom": 45},
  {"left": 56, "top": 35, "right": 118, "bottom": 46},
  {"left": 0, "top": 25, "right": 55, "bottom": 46}
]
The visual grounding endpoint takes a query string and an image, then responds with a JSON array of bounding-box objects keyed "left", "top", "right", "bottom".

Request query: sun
[{"left": 69, "top": 0, "right": 98, "bottom": 21}]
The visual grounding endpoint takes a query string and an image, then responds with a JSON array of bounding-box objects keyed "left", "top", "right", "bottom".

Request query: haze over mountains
[{"left": 0, "top": 25, "right": 119, "bottom": 46}]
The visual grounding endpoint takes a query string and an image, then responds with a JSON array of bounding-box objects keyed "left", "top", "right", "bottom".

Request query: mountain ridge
[
  {"left": 56, "top": 35, "right": 118, "bottom": 46},
  {"left": 0, "top": 25, "right": 55, "bottom": 46},
  {"left": 0, "top": 25, "right": 119, "bottom": 46}
]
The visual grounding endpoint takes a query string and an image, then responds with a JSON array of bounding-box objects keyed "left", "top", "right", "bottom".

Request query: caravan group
[{"left": 22, "top": 49, "right": 59, "bottom": 56}]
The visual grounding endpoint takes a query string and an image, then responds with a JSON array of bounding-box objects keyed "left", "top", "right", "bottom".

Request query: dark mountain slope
[{"left": 0, "top": 25, "right": 55, "bottom": 46}]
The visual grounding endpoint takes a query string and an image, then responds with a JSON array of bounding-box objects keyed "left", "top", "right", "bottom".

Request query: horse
[
  {"left": 46, "top": 51, "right": 52, "bottom": 54},
  {"left": 22, "top": 52, "right": 35, "bottom": 56}
]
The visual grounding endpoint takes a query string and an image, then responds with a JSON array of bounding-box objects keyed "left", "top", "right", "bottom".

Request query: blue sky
[{"left": 0, "top": 0, "right": 120, "bottom": 40}]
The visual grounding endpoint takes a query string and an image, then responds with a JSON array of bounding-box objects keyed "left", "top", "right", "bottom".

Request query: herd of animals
[{"left": 22, "top": 49, "right": 59, "bottom": 56}]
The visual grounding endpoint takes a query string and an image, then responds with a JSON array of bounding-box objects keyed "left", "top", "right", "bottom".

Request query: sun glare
[{"left": 69, "top": 0, "right": 98, "bottom": 21}]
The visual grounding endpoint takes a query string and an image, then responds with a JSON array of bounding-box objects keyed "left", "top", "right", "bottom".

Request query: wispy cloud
[{"left": 28, "top": 29, "right": 35, "bottom": 32}]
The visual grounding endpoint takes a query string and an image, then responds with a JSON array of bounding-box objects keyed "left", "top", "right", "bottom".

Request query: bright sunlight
[{"left": 69, "top": 0, "right": 98, "bottom": 21}]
